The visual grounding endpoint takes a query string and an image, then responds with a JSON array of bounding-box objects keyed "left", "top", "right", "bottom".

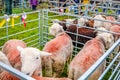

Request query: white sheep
[
  {"left": 42, "top": 32, "right": 73, "bottom": 77},
  {"left": 93, "top": 15, "right": 106, "bottom": 28},
  {"left": 93, "top": 15, "right": 116, "bottom": 30},
  {"left": 96, "top": 27, "right": 114, "bottom": 49},
  {"left": 2, "top": 39, "right": 51, "bottom": 76},
  {"left": 17, "top": 46, "right": 52, "bottom": 76},
  {"left": 49, "top": 23, "right": 64, "bottom": 36}
]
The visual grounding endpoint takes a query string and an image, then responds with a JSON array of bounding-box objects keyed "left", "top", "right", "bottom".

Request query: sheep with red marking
[
  {"left": 103, "top": 16, "right": 116, "bottom": 30},
  {"left": 110, "top": 24, "right": 120, "bottom": 53},
  {"left": 0, "top": 71, "right": 19, "bottom": 80},
  {"left": 68, "top": 28, "right": 114, "bottom": 80},
  {"left": 42, "top": 32, "right": 73, "bottom": 77},
  {"left": 2, "top": 39, "right": 52, "bottom": 76},
  {"left": 0, "top": 51, "right": 11, "bottom": 73},
  {"left": 2, "top": 39, "right": 27, "bottom": 69}
]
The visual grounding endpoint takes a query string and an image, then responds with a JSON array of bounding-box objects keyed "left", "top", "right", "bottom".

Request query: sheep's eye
[{"left": 36, "top": 57, "right": 39, "bottom": 59}]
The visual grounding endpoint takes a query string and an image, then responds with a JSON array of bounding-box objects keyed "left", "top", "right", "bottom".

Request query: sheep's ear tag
[
  {"left": 40, "top": 51, "right": 52, "bottom": 56},
  {"left": 17, "top": 46, "right": 24, "bottom": 52}
]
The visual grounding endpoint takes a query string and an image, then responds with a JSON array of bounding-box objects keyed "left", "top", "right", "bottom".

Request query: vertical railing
[
  {"left": 5, "top": 19, "right": 9, "bottom": 40},
  {"left": 38, "top": 10, "right": 41, "bottom": 48}
]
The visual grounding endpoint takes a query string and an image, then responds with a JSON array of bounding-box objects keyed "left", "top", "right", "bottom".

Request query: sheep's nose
[{"left": 26, "top": 73, "right": 30, "bottom": 75}]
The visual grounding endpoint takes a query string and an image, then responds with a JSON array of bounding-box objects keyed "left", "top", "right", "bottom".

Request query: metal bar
[
  {"left": 38, "top": 10, "right": 41, "bottom": 47},
  {"left": 0, "top": 62, "right": 35, "bottom": 80},
  {"left": 99, "top": 51, "right": 120, "bottom": 79},
  {"left": 114, "top": 70, "right": 120, "bottom": 80},
  {"left": 108, "top": 62, "right": 120, "bottom": 80},
  {"left": 5, "top": 21, "right": 9, "bottom": 40},
  {"left": 78, "top": 38, "right": 120, "bottom": 80}
]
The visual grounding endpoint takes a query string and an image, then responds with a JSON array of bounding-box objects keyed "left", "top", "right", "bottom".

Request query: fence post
[
  {"left": 85, "top": 4, "right": 88, "bottom": 16},
  {"left": 38, "top": 10, "right": 41, "bottom": 48},
  {"left": 5, "top": 20, "right": 9, "bottom": 40}
]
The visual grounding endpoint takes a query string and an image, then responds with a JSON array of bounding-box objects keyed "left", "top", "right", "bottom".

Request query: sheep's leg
[
  {"left": 68, "top": 68, "right": 74, "bottom": 80},
  {"left": 45, "top": 57, "right": 52, "bottom": 77},
  {"left": 53, "top": 61, "right": 64, "bottom": 77},
  {"left": 66, "top": 54, "right": 72, "bottom": 73}
]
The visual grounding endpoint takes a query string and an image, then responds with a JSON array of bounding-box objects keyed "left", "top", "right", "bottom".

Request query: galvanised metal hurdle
[
  {"left": 0, "top": 10, "right": 42, "bottom": 79},
  {"left": 0, "top": 4, "right": 120, "bottom": 80},
  {"left": 42, "top": 4, "right": 120, "bottom": 79}
]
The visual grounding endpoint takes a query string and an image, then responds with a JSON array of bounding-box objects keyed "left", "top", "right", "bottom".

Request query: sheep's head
[
  {"left": 96, "top": 28, "right": 114, "bottom": 49},
  {"left": 17, "top": 46, "right": 52, "bottom": 76},
  {"left": 93, "top": 15, "right": 106, "bottom": 28},
  {"left": 49, "top": 23, "right": 64, "bottom": 36},
  {"left": 78, "top": 18, "right": 88, "bottom": 26}
]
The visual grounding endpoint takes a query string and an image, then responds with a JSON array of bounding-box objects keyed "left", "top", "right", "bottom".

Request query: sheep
[
  {"left": 117, "top": 15, "right": 120, "bottom": 22},
  {"left": 85, "top": 19, "right": 94, "bottom": 27},
  {"left": 93, "top": 15, "right": 106, "bottom": 28},
  {"left": 2, "top": 39, "right": 52, "bottom": 76},
  {"left": 0, "top": 71, "right": 19, "bottom": 80},
  {"left": 103, "top": 16, "right": 116, "bottom": 30},
  {"left": 2, "top": 39, "right": 27, "bottom": 68},
  {"left": 93, "top": 15, "right": 116, "bottom": 30},
  {"left": 0, "top": 51, "right": 11, "bottom": 73},
  {"left": 52, "top": 19, "right": 75, "bottom": 30},
  {"left": 96, "top": 27, "right": 114, "bottom": 49},
  {"left": 49, "top": 21, "right": 97, "bottom": 47},
  {"left": 68, "top": 28, "right": 114, "bottom": 80},
  {"left": 73, "top": 18, "right": 88, "bottom": 26},
  {"left": 42, "top": 32, "right": 73, "bottom": 77},
  {"left": 110, "top": 24, "right": 120, "bottom": 53},
  {"left": 49, "top": 23, "right": 64, "bottom": 36},
  {"left": 17, "top": 46, "right": 52, "bottom": 76},
  {"left": 66, "top": 25, "right": 97, "bottom": 46}
]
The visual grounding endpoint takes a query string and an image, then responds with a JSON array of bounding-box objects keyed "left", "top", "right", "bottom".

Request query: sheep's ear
[
  {"left": 17, "top": 46, "right": 24, "bottom": 52},
  {"left": 40, "top": 51, "right": 52, "bottom": 56}
]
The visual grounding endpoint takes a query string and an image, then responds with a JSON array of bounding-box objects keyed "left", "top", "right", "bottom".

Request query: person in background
[
  {"left": 19, "top": 0, "right": 27, "bottom": 8},
  {"left": 5, "top": 0, "right": 12, "bottom": 15},
  {"left": 30, "top": 0, "right": 38, "bottom": 10}
]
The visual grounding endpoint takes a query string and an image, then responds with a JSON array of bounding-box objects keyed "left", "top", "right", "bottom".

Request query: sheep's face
[
  {"left": 65, "top": 19, "right": 74, "bottom": 27},
  {"left": 17, "top": 46, "right": 52, "bottom": 76},
  {"left": 97, "top": 32, "right": 114, "bottom": 49},
  {"left": 49, "top": 23, "right": 64, "bottom": 36},
  {"left": 78, "top": 18, "right": 88, "bottom": 26},
  {"left": 93, "top": 15, "right": 106, "bottom": 28}
]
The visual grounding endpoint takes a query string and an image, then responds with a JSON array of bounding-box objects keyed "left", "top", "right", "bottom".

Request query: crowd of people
[
  {"left": 3, "top": 0, "right": 40, "bottom": 15},
  {"left": 2, "top": 0, "right": 120, "bottom": 15}
]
